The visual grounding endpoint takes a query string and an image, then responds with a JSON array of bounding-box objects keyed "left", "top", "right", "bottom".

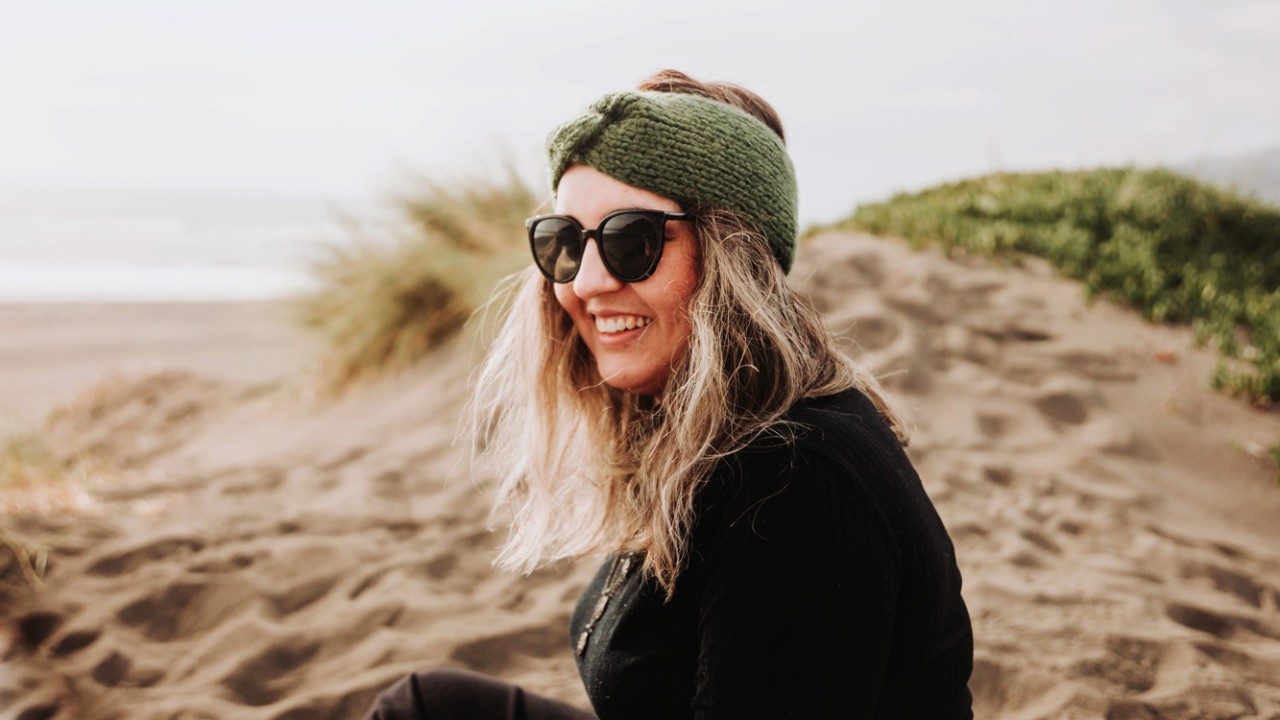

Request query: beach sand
[
  {"left": 0, "top": 302, "right": 318, "bottom": 437},
  {"left": 3, "top": 231, "right": 1279, "bottom": 719}
]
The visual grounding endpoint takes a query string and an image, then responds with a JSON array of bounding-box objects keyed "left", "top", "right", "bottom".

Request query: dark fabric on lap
[{"left": 363, "top": 669, "right": 597, "bottom": 720}]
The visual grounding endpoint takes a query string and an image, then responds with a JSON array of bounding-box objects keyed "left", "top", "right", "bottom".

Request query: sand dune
[{"left": 3, "top": 231, "right": 1279, "bottom": 719}]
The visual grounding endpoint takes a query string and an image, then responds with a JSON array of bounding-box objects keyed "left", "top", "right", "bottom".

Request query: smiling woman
[{"left": 364, "top": 69, "right": 975, "bottom": 719}]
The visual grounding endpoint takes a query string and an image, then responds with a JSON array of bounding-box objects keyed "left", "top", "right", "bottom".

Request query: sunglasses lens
[
  {"left": 531, "top": 217, "right": 583, "bottom": 282},
  {"left": 601, "top": 213, "right": 662, "bottom": 282}
]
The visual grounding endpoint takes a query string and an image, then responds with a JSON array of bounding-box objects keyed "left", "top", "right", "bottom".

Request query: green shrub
[
  {"left": 824, "top": 168, "right": 1280, "bottom": 404},
  {"left": 300, "top": 168, "right": 538, "bottom": 387}
]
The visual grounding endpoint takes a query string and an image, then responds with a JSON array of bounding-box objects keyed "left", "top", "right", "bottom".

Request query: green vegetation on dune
[
  {"left": 825, "top": 167, "right": 1280, "bottom": 405},
  {"left": 299, "top": 169, "right": 537, "bottom": 388}
]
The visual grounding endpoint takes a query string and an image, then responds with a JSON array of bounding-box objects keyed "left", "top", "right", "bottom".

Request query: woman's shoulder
[
  {"left": 702, "top": 388, "right": 910, "bottom": 518},
  {"left": 696, "top": 384, "right": 926, "bottom": 535},
  {"left": 745, "top": 387, "right": 907, "bottom": 473},
  {"left": 688, "top": 388, "right": 912, "bottom": 573}
]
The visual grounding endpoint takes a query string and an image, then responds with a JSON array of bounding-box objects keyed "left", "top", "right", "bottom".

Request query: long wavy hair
[{"left": 471, "top": 71, "right": 906, "bottom": 596}]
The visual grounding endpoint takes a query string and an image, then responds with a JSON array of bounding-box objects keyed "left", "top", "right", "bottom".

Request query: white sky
[{"left": 2, "top": 0, "right": 1278, "bottom": 223}]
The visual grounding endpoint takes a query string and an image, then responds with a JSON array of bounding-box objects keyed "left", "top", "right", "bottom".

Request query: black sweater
[{"left": 569, "top": 389, "right": 974, "bottom": 719}]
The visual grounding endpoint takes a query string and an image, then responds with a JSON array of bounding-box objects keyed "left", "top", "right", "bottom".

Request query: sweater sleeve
[{"left": 690, "top": 448, "right": 901, "bottom": 719}]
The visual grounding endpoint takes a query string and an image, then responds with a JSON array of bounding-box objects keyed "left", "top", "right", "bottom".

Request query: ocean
[{"left": 0, "top": 186, "right": 390, "bottom": 302}]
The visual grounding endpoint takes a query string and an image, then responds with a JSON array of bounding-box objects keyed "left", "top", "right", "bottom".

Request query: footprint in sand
[
  {"left": 424, "top": 552, "right": 458, "bottom": 580},
  {"left": 967, "top": 656, "right": 1075, "bottom": 718},
  {"left": 982, "top": 464, "right": 1015, "bottom": 487},
  {"left": 371, "top": 469, "right": 405, "bottom": 499},
  {"left": 50, "top": 628, "right": 99, "bottom": 657},
  {"left": 117, "top": 579, "right": 258, "bottom": 641},
  {"left": 265, "top": 573, "right": 342, "bottom": 616},
  {"left": 91, "top": 651, "right": 131, "bottom": 686},
  {"left": 1164, "top": 601, "right": 1280, "bottom": 641},
  {"left": 1033, "top": 389, "right": 1089, "bottom": 425},
  {"left": 15, "top": 611, "right": 63, "bottom": 649},
  {"left": 347, "top": 566, "right": 390, "bottom": 601},
  {"left": 13, "top": 703, "right": 61, "bottom": 720},
  {"left": 1193, "top": 640, "right": 1280, "bottom": 687},
  {"left": 117, "top": 581, "right": 209, "bottom": 641},
  {"left": 1071, "top": 634, "right": 1163, "bottom": 693},
  {"left": 448, "top": 620, "right": 570, "bottom": 675},
  {"left": 1018, "top": 528, "right": 1061, "bottom": 555},
  {"left": 347, "top": 549, "right": 464, "bottom": 602},
  {"left": 220, "top": 636, "right": 321, "bottom": 707},
  {"left": 1178, "top": 560, "right": 1272, "bottom": 609},
  {"left": 975, "top": 412, "right": 1013, "bottom": 440},
  {"left": 1107, "top": 683, "right": 1258, "bottom": 720},
  {"left": 86, "top": 535, "right": 205, "bottom": 577}
]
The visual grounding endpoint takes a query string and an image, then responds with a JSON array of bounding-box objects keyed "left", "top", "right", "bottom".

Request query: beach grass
[
  {"left": 819, "top": 167, "right": 1280, "bottom": 405},
  {"left": 1, "top": 435, "right": 62, "bottom": 593},
  {"left": 1, "top": 431, "right": 102, "bottom": 514},
  {"left": 299, "top": 168, "right": 539, "bottom": 387},
  {"left": 1, "top": 434, "right": 67, "bottom": 495},
  {"left": 1, "top": 523, "right": 48, "bottom": 594}
]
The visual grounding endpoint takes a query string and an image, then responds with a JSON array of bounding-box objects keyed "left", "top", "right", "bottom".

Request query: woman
[{"left": 365, "top": 70, "right": 974, "bottom": 719}]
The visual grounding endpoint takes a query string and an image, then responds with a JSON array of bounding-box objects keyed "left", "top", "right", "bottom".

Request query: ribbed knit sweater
[{"left": 569, "top": 389, "right": 974, "bottom": 719}]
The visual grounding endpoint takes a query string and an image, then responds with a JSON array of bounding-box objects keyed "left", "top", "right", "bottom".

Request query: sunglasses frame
[{"left": 526, "top": 209, "right": 694, "bottom": 284}]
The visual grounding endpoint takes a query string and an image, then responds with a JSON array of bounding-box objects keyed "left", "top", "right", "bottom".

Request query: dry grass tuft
[
  {"left": 1, "top": 434, "right": 64, "bottom": 492},
  {"left": 299, "top": 166, "right": 539, "bottom": 388},
  {"left": 1, "top": 524, "right": 49, "bottom": 592},
  {"left": 0, "top": 433, "right": 101, "bottom": 516},
  {"left": 0, "top": 435, "right": 88, "bottom": 595}
]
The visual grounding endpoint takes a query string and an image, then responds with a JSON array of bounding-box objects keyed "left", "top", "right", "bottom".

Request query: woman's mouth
[{"left": 595, "top": 314, "right": 652, "bottom": 335}]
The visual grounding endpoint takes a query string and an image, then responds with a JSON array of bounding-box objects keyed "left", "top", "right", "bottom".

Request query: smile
[{"left": 595, "top": 314, "right": 653, "bottom": 335}]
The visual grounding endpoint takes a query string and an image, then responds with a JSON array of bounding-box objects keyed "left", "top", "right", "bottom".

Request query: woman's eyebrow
[
  {"left": 556, "top": 207, "right": 662, "bottom": 224},
  {"left": 613, "top": 206, "right": 683, "bottom": 220}
]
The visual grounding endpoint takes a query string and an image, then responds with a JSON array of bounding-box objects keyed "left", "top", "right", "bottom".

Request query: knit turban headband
[{"left": 546, "top": 90, "right": 799, "bottom": 273}]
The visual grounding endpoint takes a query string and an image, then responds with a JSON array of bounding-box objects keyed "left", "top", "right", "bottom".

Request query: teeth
[{"left": 595, "top": 315, "right": 652, "bottom": 334}]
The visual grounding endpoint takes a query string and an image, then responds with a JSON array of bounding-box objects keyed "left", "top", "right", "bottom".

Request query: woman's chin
[{"left": 598, "top": 366, "right": 667, "bottom": 398}]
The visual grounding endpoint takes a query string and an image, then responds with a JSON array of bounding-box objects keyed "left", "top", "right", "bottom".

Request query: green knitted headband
[{"left": 546, "top": 90, "right": 798, "bottom": 273}]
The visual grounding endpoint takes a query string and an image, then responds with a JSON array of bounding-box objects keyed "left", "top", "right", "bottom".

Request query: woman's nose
[{"left": 572, "top": 238, "right": 624, "bottom": 298}]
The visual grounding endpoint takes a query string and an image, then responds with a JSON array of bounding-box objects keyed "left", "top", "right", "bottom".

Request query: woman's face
[{"left": 552, "top": 164, "right": 700, "bottom": 397}]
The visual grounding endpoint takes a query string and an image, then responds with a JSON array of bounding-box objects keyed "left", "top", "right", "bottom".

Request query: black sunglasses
[{"left": 526, "top": 209, "right": 694, "bottom": 284}]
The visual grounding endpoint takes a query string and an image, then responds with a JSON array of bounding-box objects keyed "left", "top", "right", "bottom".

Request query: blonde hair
[{"left": 472, "top": 208, "right": 906, "bottom": 596}]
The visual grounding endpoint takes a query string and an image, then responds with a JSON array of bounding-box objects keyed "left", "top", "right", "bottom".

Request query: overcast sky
[{"left": 2, "top": 0, "right": 1277, "bottom": 223}]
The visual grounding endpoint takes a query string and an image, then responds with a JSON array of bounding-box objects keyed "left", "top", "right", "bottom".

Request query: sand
[
  {"left": 0, "top": 302, "right": 318, "bottom": 437},
  {"left": 2, "top": 231, "right": 1279, "bottom": 719}
]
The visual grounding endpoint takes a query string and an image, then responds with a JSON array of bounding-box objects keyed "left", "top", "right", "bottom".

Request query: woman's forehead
[{"left": 555, "top": 165, "right": 682, "bottom": 221}]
